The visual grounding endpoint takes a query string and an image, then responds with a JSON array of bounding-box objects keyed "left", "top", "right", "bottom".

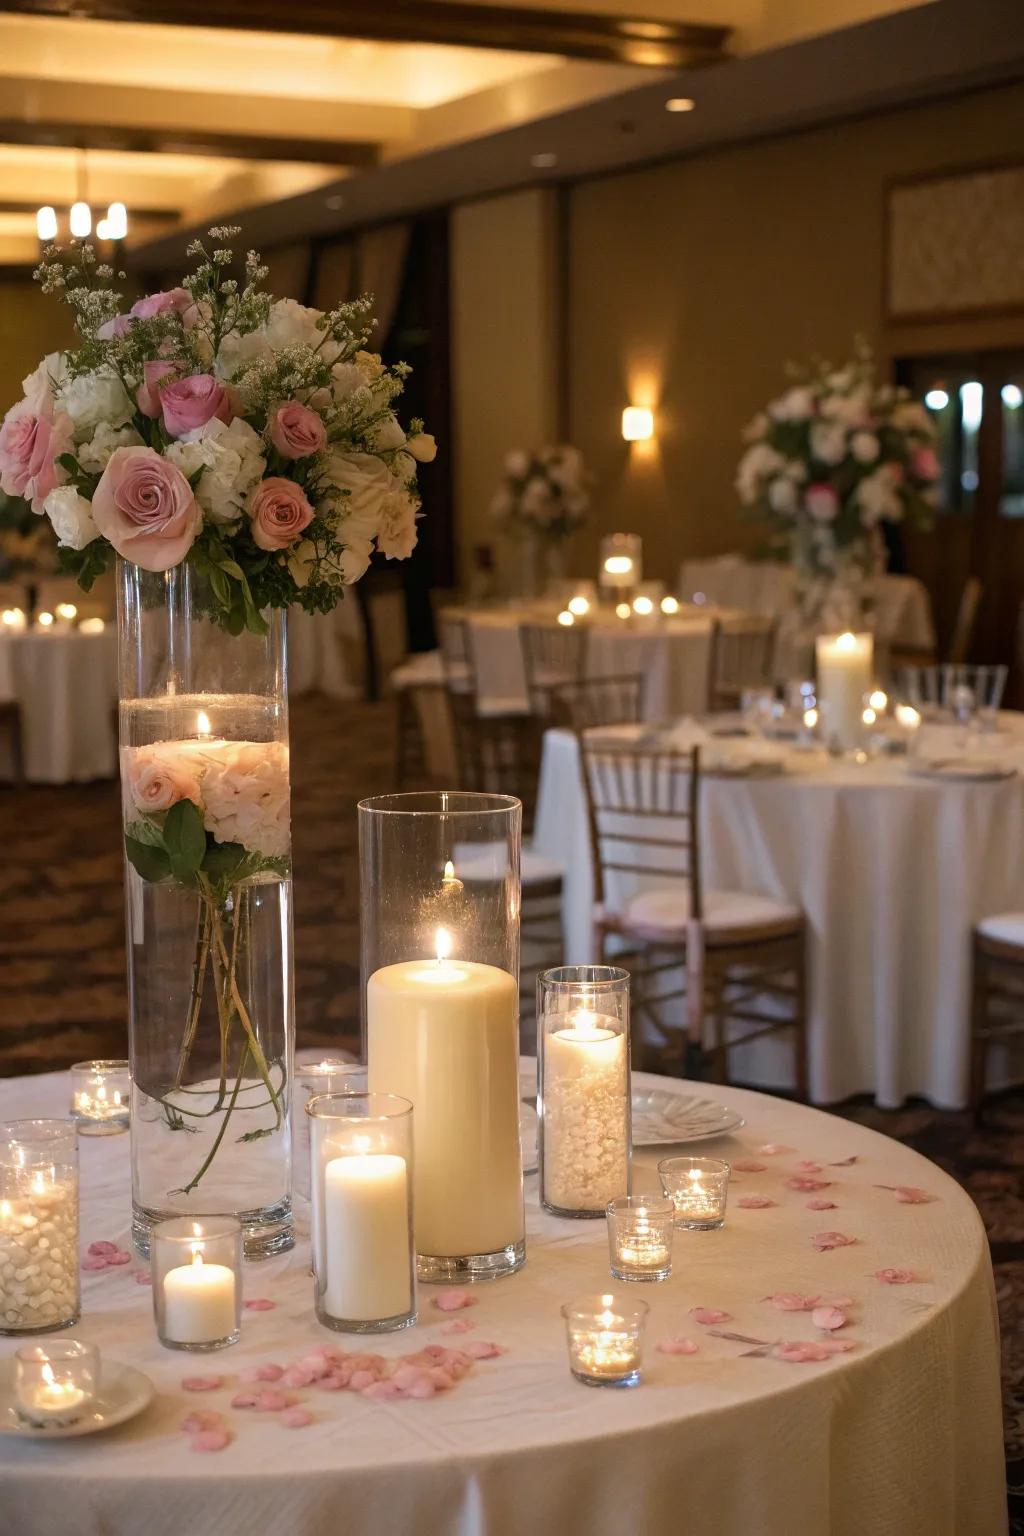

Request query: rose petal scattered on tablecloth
[
  {"left": 786, "top": 1177, "right": 833, "bottom": 1192},
  {"left": 231, "top": 1392, "right": 259, "bottom": 1409},
  {"left": 731, "top": 1159, "right": 768, "bottom": 1174},
  {"left": 657, "top": 1337, "right": 699, "bottom": 1355},
  {"left": 737, "top": 1195, "right": 777, "bottom": 1209},
  {"left": 794, "top": 1161, "right": 823, "bottom": 1173},
  {"left": 806, "top": 1199, "right": 838, "bottom": 1211},
  {"left": 874, "top": 1267, "right": 918, "bottom": 1285},
  {"left": 240, "top": 1363, "right": 285, "bottom": 1384},
  {"left": 432, "top": 1289, "right": 475, "bottom": 1312},
  {"left": 181, "top": 1410, "right": 223, "bottom": 1433},
  {"left": 765, "top": 1292, "right": 820, "bottom": 1312},
  {"left": 280, "top": 1408, "right": 314, "bottom": 1428},
  {"left": 811, "top": 1231, "right": 856, "bottom": 1251},
  {"left": 281, "top": 1365, "right": 318, "bottom": 1389},
  {"left": 191, "top": 1429, "right": 231, "bottom": 1452},
  {"left": 361, "top": 1380, "right": 401, "bottom": 1401},
  {"left": 772, "top": 1340, "right": 834, "bottom": 1363},
  {"left": 812, "top": 1306, "right": 847, "bottom": 1332},
  {"left": 244, "top": 1298, "right": 277, "bottom": 1311},
  {"left": 440, "top": 1318, "right": 475, "bottom": 1335},
  {"left": 87, "top": 1240, "right": 119, "bottom": 1257},
  {"left": 182, "top": 1375, "right": 223, "bottom": 1392},
  {"left": 891, "top": 1186, "right": 936, "bottom": 1204},
  {"left": 132, "top": 1270, "right": 152, "bottom": 1286},
  {"left": 106, "top": 1250, "right": 132, "bottom": 1266},
  {"left": 690, "top": 1307, "right": 732, "bottom": 1325},
  {"left": 81, "top": 1254, "right": 110, "bottom": 1272},
  {"left": 463, "top": 1340, "right": 504, "bottom": 1360}
]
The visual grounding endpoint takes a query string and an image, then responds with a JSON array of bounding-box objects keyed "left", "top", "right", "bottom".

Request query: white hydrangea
[
  {"left": 376, "top": 484, "right": 419, "bottom": 559},
  {"left": 819, "top": 387, "right": 871, "bottom": 428},
  {"left": 768, "top": 477, "right": 797, "bottom": 514},
  {"left": 42, "top": 486, "right": 99, "bottom": 550},
  {"left": 77, "top": 423, "right": 143, "bottom": 473},
  {"left": 165, "top": 417, "right": 266, "bottom": 525},
  {"left": 856, "top": 467, "right": 901, "bottom": 527},
  {"left": 850, "top": 430, "right": 880, "bottom": 464},
  {"left": 735, "top": 443, "right": 785, "bottom": 503},
  {"left": 55, "top": 367, "right": 133, "bottom": 438},
  {"left": 768, "top": 386, "right": 815, "bottom": 422},
  {"left": 810, "top": 420, "right": 847, "bottom": 467}
]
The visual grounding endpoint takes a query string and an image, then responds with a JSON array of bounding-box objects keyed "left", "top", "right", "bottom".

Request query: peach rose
[
  {"left": 269, "top": 401, "right": 326, "bottom": 461},
  {"left": 247, "top": 476, "right": 314, "bottom": 551},
  {"left": 126, "top": 748, "right": 201, "bottom": 814},
  {"left": 92, "top": 446, "right": 202, "bottom": 571}
]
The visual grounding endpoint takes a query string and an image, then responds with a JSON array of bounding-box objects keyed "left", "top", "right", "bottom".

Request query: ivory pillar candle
[
  {"left": 323, "top": 1152, "right": 411, "bottom": 1322},
  {"left": 367, "top": 942, "right": 523, "bottom": 1265},
  {"left": 815, "top": 631, "right": 873, "bottom": 751}
]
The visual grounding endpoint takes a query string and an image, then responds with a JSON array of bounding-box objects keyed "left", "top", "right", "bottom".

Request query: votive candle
[
  {"left": 562, "top": 1292, "right": 648, "bottom": 1388},
  {"left": 14, "top": 1339, "right": 98, "bottom": 1427},
  {"left": 152, "top": 1217, "right": 241, "bottom": 1350},
  {"left": 658, "top": 1156, "right": 730, "bottom": 1230},
  {"left": 70, "top": 1060, "right": 130, "bottom": 1136},
  {"left": 606, "top": 1195, "right": 674, "bottom": 1281}
]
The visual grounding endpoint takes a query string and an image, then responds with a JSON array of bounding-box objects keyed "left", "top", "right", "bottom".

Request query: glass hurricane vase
[{"left": 117, "top": 559, "right": 294, "bottom": 1259}]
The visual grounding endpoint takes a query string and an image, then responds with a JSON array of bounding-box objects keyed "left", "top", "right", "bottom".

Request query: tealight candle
[
  {"left": 54, "top": 602, "right": 77, "bottom": 626},
  {"left": 15, "top": 1340, "right": 98, "bottom": 1427},
  {"left": 538, "top": 967, "right": 631, "bottom": 1218},
  {"left": 70, "top": 1060, "right": 130, "bottom": 1136},
  {"left": 79, "top": 617, "right": 105, "bottom": 635},
  {"left": 606, "top": 1195, "right": 674, "bottom": 1281},
  {"left": 1, "top": 607, "right": 26, "bottom": 630},
  {"left": 658, "top": 1156, "right": 730, "bottom": 1230},
  {"left": 562, "top": 1293, "right": 648, "bottom": 1388},
  {"left": 599, "top": 534, "right": 643, "bottom": 594},
  {"left": 0, "top": 1120, "right": 79, "bottom": 1335},
  {"left": 152, "top": 1217, "right": 241, "bottom": 1350},
  {"left": 36, "top": 611, "right": 54, "bottom": 629}
]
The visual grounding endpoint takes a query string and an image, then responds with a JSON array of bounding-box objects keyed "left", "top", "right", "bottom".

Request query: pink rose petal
[
  {"left": 440, "top": 1318, "right": 475, "bottom": 1335},
  {"left": 181, "top": 1410, "right": 223, "bottom": 1433},
  {"left": 182, "top": 1375, "right": 223, "bottom": 1392},
  {"left": 657, "top": 1336, "right": 699, "bottom": 1355},
  {"left": 132, "top": 1270, "right": 152, "bottom": 1286},
  {"left": 244, "top": 1297, "right": 276, "bottom": 1311},
  {"left": 806, "top": 1199, "right": 837, "bottom": 1211},
  {"left": 689, "top": 1307, "right": 732, "bottom": 1325},
  {"left": 87, "top": 1240, "right": 119, "bottom": 1257},
  {"left": 811, "top": 1231, "right": 856, "bottom": 1251},
  {"left": 317, "top": 1370, "right": 351, "bottom": 1391},
  {"left": 812, "top": 1306, "right": 847, "bottom": 1332},
  {"left": 795, "top": 1161, "right": 823, "bottom": 1172},
  {"left": 737, "top": 1195, "right": 777, "bottom": 1209},
  {"left": 350, "top": 1369, "right": 378, "bottom": 1391},
  {"left": 429, "top": 1368, "right": 456, "bottom": 1390},
  {"left": 362, "top": 1380, "right": 402, "bottom": 1401},
  {"left": 280, "top": 1408, "right": 314, "bottom": 1428},
  {"left": 431, "top": 1289, "right": 475, "bottom": 1312},
  {"left": 230, "top": 1392, "right": 259, "bottom": 1409},
  {"left": 81, "top": 1254, "right": 110, "bottom": 1272},
  {"left": 893, "top": 1186, "right": 935, "bottom": 1205},
  {"left": 464, "top": 1339, "right": 503, "bottom": 1360},
  {"left": 407, "top": 1377, "right": 437, "bottom": 1400},
  {"left": 239, "top": 1363, "right": 285, "bottom": 1384},
  {"left": 785, "top": 1177, "right": 833, "bottom": 1192},
  {"left": 765, "top": 1292, "right": 820, "bottom": 1312},
  {"left": 772, "top": 1340, "right": 833, "bottom": 1364},
  {"left": 731, "top": 1159, "right": 768, "bottom": 1174},
  {"left": 253, "top": 1390, "right": 292, "bottom": 1412},
  {"left": 191, "top": 1429, "right": 231, "bottom": 1452},
  {"left": 874, "top": 1267, "right": 917, "bottom": 1285},
  {"left": 106, "top": 1250, "right": 132, "bottom": 1266}
]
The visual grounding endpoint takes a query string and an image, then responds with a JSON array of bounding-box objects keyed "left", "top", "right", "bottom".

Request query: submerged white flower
[{"left": 202, "top": 741, "right": 290, "bottom": 860}]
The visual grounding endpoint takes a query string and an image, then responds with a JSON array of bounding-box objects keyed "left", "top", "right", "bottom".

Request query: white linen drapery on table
[
  {"left": 532, "top": 725, "right": 1024, "bottom": 1108},
  {"left": 0, "top": 1069, "right": 1005, "bottom": 1536},
  {"left": 286, "top": 605, "right": 364, "bottom": 700},
  {"left": 0, "top": 629, "right": 118, "bottom": 783}
]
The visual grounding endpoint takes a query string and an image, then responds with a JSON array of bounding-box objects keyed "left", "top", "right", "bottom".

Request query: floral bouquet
[
  {"left": 490, "top": 445, "right": 590, "bottom": 543},
  {"left": 0, "top": 227, "right": 435, "bottom": 634},
  {"left": 735, "top": 343, "right": 939, "bottom": 625}
]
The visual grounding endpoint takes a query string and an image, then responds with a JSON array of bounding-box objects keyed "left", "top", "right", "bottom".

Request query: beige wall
[
  {"left": 567, "top": 79, "right": 1024, "bottom": 578},
  {"left": 0, "top": 279, "right": 75, "bottom": 415},
  {"left": 450, "top": 188, "right": 561, "bottom": 588}
]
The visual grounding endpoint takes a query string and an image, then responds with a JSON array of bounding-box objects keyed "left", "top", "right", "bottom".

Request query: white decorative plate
[
  {"left": 519, "top": 1081, "right": 743, "bottom": 1169},
  {"left": 907, "top": 759, "right": 1017, "bottom": 782},
  {"left": 0, "top": 1358, "right": 154, "bottom": 1439}
]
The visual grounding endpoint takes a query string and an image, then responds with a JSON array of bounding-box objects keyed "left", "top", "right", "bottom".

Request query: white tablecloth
[
  {"left": 287, "top": 605, "right": 363, "bottom": 700},
  {"left": 679, "top": 558, "right": 935, "bottom": 651},
  {"left": 0, "top": 1069, "right": 1005, "bottom": 1536},
  {"left": 533, "top": 723, "right": 1024, "bottom": 1108},
  {"left": 0, "top": 629, "right": 118, "bottom": 783}
]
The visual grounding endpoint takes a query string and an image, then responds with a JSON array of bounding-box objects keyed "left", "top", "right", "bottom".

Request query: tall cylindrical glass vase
[
  {"left": 118, "top": 559, "right": 294, "bottom": 1259},
  {"left": 360, "top": 792, "right": 525, "bottom": 1282}
]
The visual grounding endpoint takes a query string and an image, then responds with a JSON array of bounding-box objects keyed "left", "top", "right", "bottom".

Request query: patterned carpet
[{"left": 0, "top": 691, "right": 1020, "bottom": 1527}]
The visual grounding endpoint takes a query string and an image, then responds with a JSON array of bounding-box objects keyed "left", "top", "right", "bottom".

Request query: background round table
[
  {"left": 533, "top": 722, "right": 1024, "bottom": 1108},
  {"left": 0, "top": 628, "right": 118, "bottom": 783},
  {"left": 0, "top": 1069, "right": 1004, "bottom": 1536}
]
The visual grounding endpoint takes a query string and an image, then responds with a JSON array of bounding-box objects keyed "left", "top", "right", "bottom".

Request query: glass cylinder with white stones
[{"left": 537, "top": 966, "right": 631, "bottom": 1218}]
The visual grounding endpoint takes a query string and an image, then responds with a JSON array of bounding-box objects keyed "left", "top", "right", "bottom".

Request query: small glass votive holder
[
  {"left": 599, "top": 532, "right": 643, "bottom": 595},
  {"left": 151, "top": 1216, "right": 242, "bottom": 1351},
  {"left": 0, "top": 1120, "right": 80, "bottom": 1335},
  {"left": 606, "top": 1195, "right": 674, "bottom": 1281},
  {"left": 562, "top": 1292, "right": 649, "bottom": 1388},
  {"left": 537, "top": 966, "right": 631, "bottom": 1219},
  {"left": 658, "top": 1156, "right": 730, "bottom": 1230},
  {"left": 15, "top": 1339, "right": 99, "bottom": 1427},
  {"left": 293, "top": 1054, "right": 367, "bottom": 1203},
  {"left": 308, "top": 1092, "right": 415, "bottom": 1334},
  {"left": 70, "top": 1060, "right": 130, "bottom": 1136}
]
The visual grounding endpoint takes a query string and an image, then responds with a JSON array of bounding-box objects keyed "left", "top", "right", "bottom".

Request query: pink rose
[
  {"left": 92, "top": 446, "right": 202, "bottom": 571},
  {"left": 910, "top": 446, "right": 940, "bottom": 482},
  {"left": 137, "top": 360, "right": 181, "bottom": 418},
  {"left": 805, "top": 483, "right": 839, "bottom": 522},
  {"left": 270, "top": 401, "right": 326, "bottom": 461},
  {"left": 97, "top": 314, "right": 131, "bottom": 341},
  {"left": 0, "top": 406, "right": 73, "bottom": 512},
  {"left": 247, "top": 476, "right": 314, "bottom": 552},
  {"left": 159, "top": 374, "right": 234, "bottom": 438},
  {"left": 126, "top": 749, "right": 201, "bottom": 813},
  {"left": 130, "top": 288, "right": 193, "bottom": 322}
]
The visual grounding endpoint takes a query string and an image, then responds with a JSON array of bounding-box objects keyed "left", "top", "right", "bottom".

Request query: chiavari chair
[
  {"left": 706, "top": 616, "right": 778, "bottom": 711},
  {"left": 520, "top": 622, "right": 589, "bottom": 718},
  {"left": 970, "top": 915, "right": 1024, "bottom": 1118}
]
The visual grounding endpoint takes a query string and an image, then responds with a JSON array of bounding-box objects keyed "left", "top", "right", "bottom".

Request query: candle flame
[
  {"left": 435, "top": 928, "right": 452, "bottom": 964},
  {"left": 113, "top": 1089, "right": 122, "bottom": 1107},
  {"left": 604, "top": 555, "right": 633, "bottom": 575},
  {"left": 97, "top": 1084, "right": 107, "bottom": 1103},
  {"left": 443, "top": 860, "right": 455, "bottom": 881},
  {"left": 31, "top": 1170, "right": 47, "bottom": 1194},
  {"left": 0, "top": 1200, "right": 9, "bottom": 1219},
  {"left": 191, "top": 1248, "right": 205, "bottom": 1268},
  {"left": 41, "top": 1363, "right": 56, "bottom": 1388},
  {"left": 196, "top": 710, "right": 212, "bottom": 737},
  {"left": 687, "top": 1169, "right": 703, "bottom": 1183},
  {"left": 836, "top": 631, "right": 857, "bottom": 651},
  {"left": 868, "top": 689, "right": 888, "bottom": 711}
]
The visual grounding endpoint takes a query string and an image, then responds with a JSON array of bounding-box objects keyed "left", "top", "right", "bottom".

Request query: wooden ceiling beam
[
  {"left": 0, "top": 0, "right": 731, "bottom": 68},
  {"left": 0, "top": 120, "right": 378, "bottom": 166}
]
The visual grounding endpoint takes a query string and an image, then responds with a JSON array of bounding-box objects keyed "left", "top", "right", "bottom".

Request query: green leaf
[
  {"left": 124, "top": 836, "right": 171, "bottom": 884},
  {"left": 202, "top": 841, "right": 247, "bottom": 883},
  {"left": 162, "top": 799, "right": 208, "bottom": 882},
  {"left": 218, "top": 558, "right": 246, "bottom": 581},
  {"left": 209, "top": 566, "right": 232, "bottom": 610}
]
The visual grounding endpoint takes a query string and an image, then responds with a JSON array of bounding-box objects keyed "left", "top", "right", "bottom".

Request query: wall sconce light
[{"left": 622, "top": 406, "right": 654, "bottom": 442}]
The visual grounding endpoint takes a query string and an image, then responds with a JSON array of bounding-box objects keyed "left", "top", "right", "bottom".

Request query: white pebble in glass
[{"left": 0, "top": 1120, "right": 79, "bottom": 1336}]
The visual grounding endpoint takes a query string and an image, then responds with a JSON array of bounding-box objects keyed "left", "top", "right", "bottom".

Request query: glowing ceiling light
[
  {"left": 924, "top": 389, "right": 949, "bottom": 411},
  {"left": 69, "top": 201, "right": 92, "bottom": 238},
  {"left": 35, "top": 206, "right": 57, "bottom": 241}
]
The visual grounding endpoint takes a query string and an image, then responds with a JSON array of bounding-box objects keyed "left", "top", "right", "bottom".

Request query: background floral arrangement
[
  {"left": 0, "top": 227, "right": 435, "bottom": 634},
  {"left": 490, "top": 445, "right": 590, "bottom": 542},
  {"left": 735, "top": 343, "right": 939, "bottom": 611}
]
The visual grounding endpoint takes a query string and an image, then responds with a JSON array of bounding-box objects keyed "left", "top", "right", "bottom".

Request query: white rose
[
  {"left": 324, "top": 451, "right": 393, "bottom": 524},
  {"left": 856, "top": 467, "right": 900, "bottom": 527},
  {"left": 377, "top": 486, "right": 419, "bottom": 560},
  {"left": 265, "top": 299, "right": 342, "bottom": 366},
  {"left": 768, "top": 386, "right": 815, "bottom": 422},
  {"left": 810, "top": 420, "right": 847, "bottom": 466},
  {"left": 850, "top": 431, "right": 880, "bottom": 464},
  {"left": 288, "top": 539, "right": 317, "bottom": 590},
  {"left": 202, "top": 741, "right": 290, "bottom": 860},
  {"left": 406, "top": 433, "right": 437, "bottom": 464},
  {"left": 820, "top": 387, "right": 871, "bottom": 428},
  {"left": 55, "top": 367, "right": 133, "bottom": 438},
  {"left": 328, "top": 362, "right": 365, "bottom": 400},
  {"left": 77, "top": 423, "right": 143, "bottom": 473},
  {"left": 215, "top": 328, "right": 272, "bottom": 379},
  {"left": 768, "top": 477, "right": 797, "bottom": 514},
  {"left": 735, "top": 443, "right": 784, "bottom": 503},
  {"left": 165, "top": 417, "right": 266, "bottom": 525},
  {"left": 370, "top": 414, "right": 407, "bottom": 453},
  {"left": 503, "top": 449, "right": 529, "bottom": 478},
  {"left": 42, "top": 486, "right": 99, "bottom": 550}
]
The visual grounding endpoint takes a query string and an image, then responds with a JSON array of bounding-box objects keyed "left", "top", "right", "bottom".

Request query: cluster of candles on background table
[{"left": 70, "top": 1061, "right": 130, "bottom": 1136}]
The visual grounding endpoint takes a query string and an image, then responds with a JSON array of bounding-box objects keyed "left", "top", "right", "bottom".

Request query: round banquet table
[
  {"left": 0, "top": 1069, "right": 1006, "bottom": 1536},
  {"left": 0, "top": 627, "right": 118, "bottom": 783},
  {"left": 532, "top": 721, "right": 1024, "bottom": 1109}
]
